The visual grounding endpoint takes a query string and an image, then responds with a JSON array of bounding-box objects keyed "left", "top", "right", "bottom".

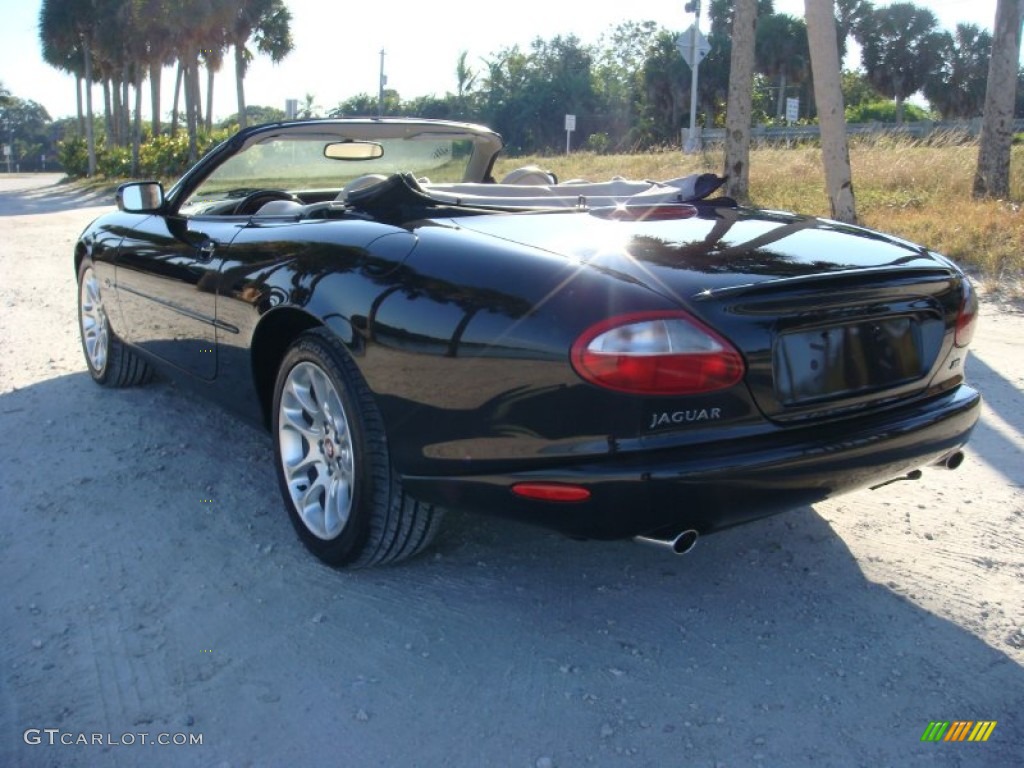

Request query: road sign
[
  {"left": 2, "top": 145, "right": 10, "bottom": 157},
  {"left": 564, "top": 114, "right": 576, "bottom": 132},
  {"left": 786, "top": 97, "right": 800, "bottom": 123},
  {"left": 676, "top": 25, "right": 711, "bottom": 69}
]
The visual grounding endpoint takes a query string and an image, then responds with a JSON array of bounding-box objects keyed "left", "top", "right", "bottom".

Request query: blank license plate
[{"left": 774, "top": 317, "right": 925, "bottom": 405}]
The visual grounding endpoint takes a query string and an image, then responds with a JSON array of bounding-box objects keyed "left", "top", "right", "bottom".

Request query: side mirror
[{"left": 117, "top": 182, "right": 165, "bottom": 213}]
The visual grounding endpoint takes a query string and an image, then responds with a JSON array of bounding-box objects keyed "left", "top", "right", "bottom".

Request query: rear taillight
[
  {"left": 954, "top": 278, "right": 978, "bottom": 348},
  {"left": 571, "top": 311, "right": 745, "bottom": 395}
]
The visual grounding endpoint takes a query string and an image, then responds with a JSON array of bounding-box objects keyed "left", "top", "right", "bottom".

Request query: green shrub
[
  {"left": 97, "top": 145, "right": 132, "bottom": 178},
  {"left": 136, "top": 129, "right": 232, "bottom": 178},
  {"left": 846, "top": 100, "right": 932, "bottom": 124},
  {"left": 139, "top": 133, "right": 193, "bottom": 178},
  {"left": 584, "top": 132, "right": 611, "bottom": 154},
  {"left": 57, "top": 137, "right": 89, "bottom": 178}
]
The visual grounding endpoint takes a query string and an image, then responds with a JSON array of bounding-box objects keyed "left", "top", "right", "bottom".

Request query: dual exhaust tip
[
  {"left": 938, "top": 450, "right": 965, "bottom": 470},
  {"left": 633, "top": 528, "right": 699, "bottom": 555},
  {"left": 631, "top": 452, "right": 966, "bottom": 556}
]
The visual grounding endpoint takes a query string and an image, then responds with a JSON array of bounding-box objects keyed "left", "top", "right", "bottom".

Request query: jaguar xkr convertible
[{"left": 74, "top": 118, "right": 981, "bottom": 567}]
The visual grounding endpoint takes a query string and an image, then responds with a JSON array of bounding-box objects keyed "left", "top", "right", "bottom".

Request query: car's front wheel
[
  {"left": 271, "top": 329, "right": 443, "bottom": 567},
  {"left": 77, "top": 262, "right": 152, "bottom": 387}
]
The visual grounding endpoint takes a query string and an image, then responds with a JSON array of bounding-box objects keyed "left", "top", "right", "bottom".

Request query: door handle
[{"left": 197, "top": 241, "right": 216, "bottom": 262}]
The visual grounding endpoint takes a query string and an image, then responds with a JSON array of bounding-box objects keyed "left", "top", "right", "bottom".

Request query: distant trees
[
  {"left": 33, "top": 0, "right": 1022, "bottom": 175},
  {"left": 0, "top": 82, "right": 54, "bottom": 169}
]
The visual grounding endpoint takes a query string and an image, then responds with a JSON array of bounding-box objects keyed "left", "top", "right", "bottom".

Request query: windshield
[{"left": 181, "top": 134, "right": 477, "bottom": 214}]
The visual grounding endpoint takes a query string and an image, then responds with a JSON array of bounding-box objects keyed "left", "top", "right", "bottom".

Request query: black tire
[
  {"left": 77, "top": 261, "right": 153, "bottom": 387},
  {"left": 271, "top": 329, "right": 443, "bottom": 567}
]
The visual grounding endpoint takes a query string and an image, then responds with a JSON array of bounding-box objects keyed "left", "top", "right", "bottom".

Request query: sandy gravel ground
[{"left": 1, "top": 174, "right": 1021, "bottom": 767}]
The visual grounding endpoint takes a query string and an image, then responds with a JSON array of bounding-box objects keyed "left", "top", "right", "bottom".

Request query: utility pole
[
  {"left": 378, "top": 49, "right": 387, "bottom": 118},
  {"left": 684, "top": 0, "right": 700, "bottom": 153}
]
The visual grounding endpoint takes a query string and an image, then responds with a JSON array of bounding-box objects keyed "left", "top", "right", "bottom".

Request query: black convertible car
[{"left": 75, "top": 118, "right": 980, "bottom": 567}]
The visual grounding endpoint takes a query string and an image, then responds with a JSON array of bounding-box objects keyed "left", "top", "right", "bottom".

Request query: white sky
[{"left": 0, "top": 0, "right": 1004, "bottom": 122}]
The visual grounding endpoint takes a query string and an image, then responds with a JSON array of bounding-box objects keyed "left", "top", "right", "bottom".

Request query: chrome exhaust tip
[
  {"left": 633, "top": 528, "right": 699, "bottom": 555},
  {"left": 936, "top": 450, "right": 965, "bottom": 470}
]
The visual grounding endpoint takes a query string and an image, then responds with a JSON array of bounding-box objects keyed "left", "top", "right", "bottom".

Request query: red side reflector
[{"left": 511, "top": 483, "right": 591, "bottom": 502}]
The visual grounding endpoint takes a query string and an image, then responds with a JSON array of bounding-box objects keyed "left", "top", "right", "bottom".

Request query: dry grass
[{"left": 497, "top": 137, "right": 1024, "bottom": 290}]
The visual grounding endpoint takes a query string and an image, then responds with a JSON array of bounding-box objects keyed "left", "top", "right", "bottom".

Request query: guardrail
[{"left": 695, "top": 119, "right": 1024, "bottom": 144}]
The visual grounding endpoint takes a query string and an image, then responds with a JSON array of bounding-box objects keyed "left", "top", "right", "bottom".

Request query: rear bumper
[{"left": 402, "top": 385, "right": 981, "bottom": 539}]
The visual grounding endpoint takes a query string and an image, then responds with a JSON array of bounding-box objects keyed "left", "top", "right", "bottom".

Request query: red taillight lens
[
  {"left": 954, "top": 278, "right": 978, "bottom": 348},
  {"left": 571, "top": 311, "right": 745, "bottom": 395}
]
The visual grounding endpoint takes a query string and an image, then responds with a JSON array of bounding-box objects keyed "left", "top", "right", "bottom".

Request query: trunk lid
[{"left": 452, "top": 206, "right": 967, "bottom": 422}]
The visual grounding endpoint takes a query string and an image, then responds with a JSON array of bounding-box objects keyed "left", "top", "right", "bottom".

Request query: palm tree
[
  {"left": 137, "top": 0, "right": 176, "bottom": 137},
  {"left": 755, "top": 13, "right": 809, "bottom": 119},
  {"left": 455, "top": 51, "right": 476, "bottom": 118},
  {"left": 230, "top": 0, "right": 294, "bottom": 129},
  {"left": 203, "top": 44, "right": 226, "bottom": 133},
  {"left": 857, "top": 2, "right": 944, "bottom": 124},
  {"left": 925, "top": 25, "right": 993, "bottom": 120},
  {"left": 39, "top": 0, "right": 98, "bottom": 175},
  {"left": 174, "top": 0, "right": 231, "bottom": 161}
]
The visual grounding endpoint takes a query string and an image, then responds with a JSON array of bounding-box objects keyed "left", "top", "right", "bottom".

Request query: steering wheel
[{"left": 233, "top": 190, "right": 302, "bottom": 216}]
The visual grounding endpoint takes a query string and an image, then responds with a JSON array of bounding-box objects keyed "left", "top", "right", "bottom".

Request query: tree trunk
[
  {"left": 206, "top": 65, "right": 215, "bottom": 133},
  {"left": 724, "top": 0, "right": 759, "bottom": 203},
  {"left": 185, "top": 58, "right": 199, "bottom": 163},
  {"left": 235, "top": 44, "right": 247, "bottom": 129},
  {"left": 82, "top": 39, "right": 96, "bottom": 177},
  {"left": 171, "top": 63, "right": 183, "bottom": 137},
  {"left": 150, "top": 60, "right": 162, "bottom": 137},
  {"left": 111, "top": 78, "right": 123, "bottom": 146},
  {"left": 121, "top": 70, "right": 131, "bottom": 147},
  {"left": 776, "top": 71, "right": 787, "bottom": 119},
  {"left": 895, "top": 93, "right": 905, "bottom": 124},
  {"left": 806, "top": 0, "right": 857, "bottom": 223},
  {"left": 102, "top": 80, "right": 113, "bottom": 146},
  {"left": 192, "top": 64, "right": 203, "bottom": 131},
  {"left": 974, "top": 0, "right": 1024, "bottom": 198},
  {"left": 75, "top": 76, "right": 84, "bottom": 136},
  {"left": 132, "top": 73, "right": 143, "bottom": 176}
]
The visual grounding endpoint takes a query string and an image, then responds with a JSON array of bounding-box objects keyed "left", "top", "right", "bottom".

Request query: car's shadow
[{"left": 1, "top": 372, "right": 1020, "bottom": 767}]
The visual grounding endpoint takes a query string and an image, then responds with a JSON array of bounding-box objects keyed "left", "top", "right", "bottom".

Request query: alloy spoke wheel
[
  {"left": 277, "top": 361, "right": 355, "bottom": 540},
  {"left": 79, "top": 266, "right": 109, "bottom": 373}
]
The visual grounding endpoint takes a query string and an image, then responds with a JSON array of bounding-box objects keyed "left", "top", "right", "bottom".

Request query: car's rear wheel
[
  {"left": 272, "top": 329, "right": 443, "bottom": 567},
  {"left": 77, "top": 262, "right": 152, "bottom": 387}
]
